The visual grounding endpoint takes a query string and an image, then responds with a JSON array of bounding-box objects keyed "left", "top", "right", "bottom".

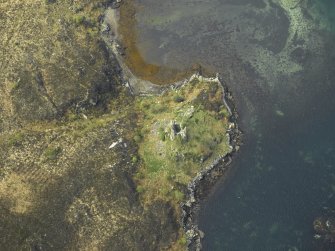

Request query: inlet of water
[{"left": 120, "top": 0, "right": 335, "bottom": 249}]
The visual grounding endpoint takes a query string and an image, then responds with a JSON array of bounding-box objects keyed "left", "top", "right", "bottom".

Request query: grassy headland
[
  {"left": 0, "top": 1, "right": 234, "bottom": 250},
  {"left": 134, "top": 77, "right": 232, "bottom": 207}
]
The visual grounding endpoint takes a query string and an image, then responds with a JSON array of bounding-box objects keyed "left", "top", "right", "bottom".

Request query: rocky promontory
[{"left": 0, "top": 1, "right": 239, "bottom": 250}]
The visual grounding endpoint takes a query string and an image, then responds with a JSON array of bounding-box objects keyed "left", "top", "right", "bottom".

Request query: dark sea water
[{"left": 130, "top": 0, "right": 335, "bottom": 249}]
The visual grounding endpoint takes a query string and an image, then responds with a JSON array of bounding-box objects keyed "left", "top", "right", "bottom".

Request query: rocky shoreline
[
  {"left": 101, "top": 5, "right": 242, "bottom": 250},
  {"left": 181, "top": 82, "right": 241, "bottom": 251}
]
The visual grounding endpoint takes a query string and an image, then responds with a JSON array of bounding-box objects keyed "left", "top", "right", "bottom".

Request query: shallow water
[{"left": 127, "top": 0, "right": 335, "bottom": 249}]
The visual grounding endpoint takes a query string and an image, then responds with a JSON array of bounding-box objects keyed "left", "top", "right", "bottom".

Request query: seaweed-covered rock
[{"left": 313, "top": 208, "right": 335, "bottom": 250}]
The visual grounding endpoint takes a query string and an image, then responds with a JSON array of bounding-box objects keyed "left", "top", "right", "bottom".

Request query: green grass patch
[
  {"left": 142, "top": 152, "right": 164, "bottom": 173},
  {"left": 7, "top": 132, "right": 25, "bottom": 147},
  {"left": 134, "top": 78, "right": 232, "bottom": 206},
  {"left": 72, "top": 14, "right": 86, "bottom": 26},
  {"left": 44, "top": 146, "right": 62, "bottom": 160},
  {"left": 158, "top": 127, "right": 166, "bottom": 141}
]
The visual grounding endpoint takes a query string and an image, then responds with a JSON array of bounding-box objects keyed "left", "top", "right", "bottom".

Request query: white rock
[
  {"left": 109, "top": 141, "right": 119, "bottom": 149},
  {"left": 109, "top": 138, "right": 123, "bottom": 149}
]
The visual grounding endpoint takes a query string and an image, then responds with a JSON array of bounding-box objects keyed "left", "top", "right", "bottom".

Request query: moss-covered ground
[{"left": 134, "top": 78, "right": 232, "bottom": 208}]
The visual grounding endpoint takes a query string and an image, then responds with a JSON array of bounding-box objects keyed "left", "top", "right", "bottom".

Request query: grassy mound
[{"left": 134, "top": 77, "right": 232, "bottom": 206}]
